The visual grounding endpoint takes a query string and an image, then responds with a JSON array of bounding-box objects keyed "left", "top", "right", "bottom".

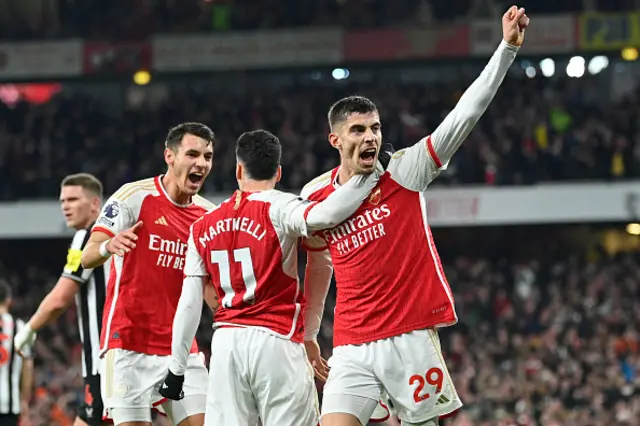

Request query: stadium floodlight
[
  {"left": 622, "top": 47, "right": 638, "bottom": 61},
  {"left": 626, "top": 223, "right": 640, "bottom": 236},
  {"left": 133, "top": 70, "right": 151, "bottom": 85},
  {"left": 332, "top": 68, "right": 350, "bottom": 80},
  {"left": 566, "top": 56, "right": 585, "bottom": 78},
  {"left": 539, "top": 58, "right": 555, "bottom": 77},
  {"left": 587, "top": 56, "right": 609, "bottom": 75},
  {"left": 525, "top": 66, "right": 536, "bottom": 78}
]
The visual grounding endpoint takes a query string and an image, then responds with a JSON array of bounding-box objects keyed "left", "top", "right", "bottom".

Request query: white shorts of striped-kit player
[
  {"left": 322, "top": 328, "right": 462, "bottom": 425},
  {"left": 101, "top": 349, "right": 208, "bottom": 424},
  {"left": 205, "top": 327, "right": 320, "bottom": 426}
]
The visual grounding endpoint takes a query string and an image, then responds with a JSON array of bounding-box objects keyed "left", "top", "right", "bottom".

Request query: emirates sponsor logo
[
  {"left": 322, "top": 204, "right": 390, "bottom": 255},
  {"left": 149, "top": 233, "right": 187, "bottom": 269}
]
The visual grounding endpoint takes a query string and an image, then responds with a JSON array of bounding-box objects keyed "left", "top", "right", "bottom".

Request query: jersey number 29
[{"left": 211, "top": 248, "right": 257, "bottom": 308}]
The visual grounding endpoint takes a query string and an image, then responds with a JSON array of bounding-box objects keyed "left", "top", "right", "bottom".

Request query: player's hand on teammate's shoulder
[
  {"left": 502, "top": 5, "right": 529, "bottom": 47},
  {"left": 106, "top": 221, "right": 143, "bottom": 257},
  {"left": 304, "top": 339, "right": 329, "bottom": 382},
  {"left": 377, "top": 143, "right": 395, "bottom": 171},
  {"left": 159, "top": 369, "right": 185, "bottom": 401}
]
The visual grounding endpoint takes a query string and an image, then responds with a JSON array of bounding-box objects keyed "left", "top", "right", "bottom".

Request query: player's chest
[
  {"left": 138, "top": 202, "right": 201, "bottom": 240},
  {"left": 319, "top": 181, "right": 414, "bottom": 256}
]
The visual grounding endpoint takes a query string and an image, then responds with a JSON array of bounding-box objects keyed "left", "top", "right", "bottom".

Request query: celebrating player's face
[
  {"left": 332, "top": 112, "right": 382, "bottom": 175},
  {"left": 168, "top": 133, "right": 214, "bottom": 196},
  {"left": 59, "top": 185, "right": 98, "bottom": 230}
]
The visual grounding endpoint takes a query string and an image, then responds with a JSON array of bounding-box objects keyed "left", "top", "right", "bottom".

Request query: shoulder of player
[
  {"left": 69, "top": 228, "right": 90, "bottom": 249},
  {"left": 190, "top": 200, "right": 225, "bottom": 230},
  {"left": 246, "top": 189, "right": 292, "bottom": 203},
  {"left": 109, "top": 177, "right": 157, "bottom": 204},
  {"left": 193, "top": 194, "right": 216, "bottom": 211},
  {"left": 301, "top": 169, "right": 334, "bottom": 199}
]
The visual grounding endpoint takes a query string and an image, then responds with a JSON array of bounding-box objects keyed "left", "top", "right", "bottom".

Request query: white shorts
[
  {"left": 205, "top": 327, "right": 319, "bottom": 426},
  {"left": 322, "top": 329, "right": 462, "bottom": 424},
  {"left": 101, "top": 348, "right": 208, "bottom": 424}
]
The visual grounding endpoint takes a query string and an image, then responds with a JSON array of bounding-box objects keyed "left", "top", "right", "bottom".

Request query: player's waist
[
  {"left": 100, "top": 329, "right": 198, "bottom": 356},
  {"left": 213, "top": 321, "right": 303, "bottom": 342},
  {"left": 333, "top": 319, "right": 457, "bottom": 347},
  {"left": 100, "top": 339, "right": 199, "bottom": 357}
]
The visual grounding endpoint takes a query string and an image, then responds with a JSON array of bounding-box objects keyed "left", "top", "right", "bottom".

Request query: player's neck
[
  {"left": 162, "top": 174, "right": 191, "bottom": 205},
  {"left": 239, "top": 180, "right": 275, "bottom": 192},
  {"left": 75, "top": 213, "right": 100, "bottom": 231},
  {"left": 336, "top": 164, "right": 356, "bottom": 186},
  {"left": 0, "top": 306, "right": 8, "bottom": 315}
]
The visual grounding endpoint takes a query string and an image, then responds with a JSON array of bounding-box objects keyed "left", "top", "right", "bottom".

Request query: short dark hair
[
  {"left": 328, "top": 95, "right": 378, "bottom": 131},
  {"left": 0, "top": 280, "right": 11, "bottom": 304},
  {"left": 61, "top": 173, "right": 103, "bottom": 198},
  {"left": 165, "top": 122, "right": 215, "bottom": 151},
  {"left": 235, "top": 130, "right": 281, "bottom": 181}
]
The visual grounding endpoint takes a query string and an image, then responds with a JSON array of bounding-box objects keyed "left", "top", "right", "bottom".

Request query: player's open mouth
[
  {"left": 188, "top": 173, "right": 204, "bottom": 185},
  {"left": 359, "top": 148, "right": 377, "bottom": 166}
]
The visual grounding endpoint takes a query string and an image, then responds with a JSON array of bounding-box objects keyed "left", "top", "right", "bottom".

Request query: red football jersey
[
  {"left": 185, "top": 190, "right": 321, "bottom": 343},
  {"left": 93, "top": 176, "right": 215, "bottom": 356},
  {"left": 301, "top": 136, "right": 458, "bottom": 347}
]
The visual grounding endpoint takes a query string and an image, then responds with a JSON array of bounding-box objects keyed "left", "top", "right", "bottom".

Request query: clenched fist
[{"left": 502, "top": 5, "right": 529, "bottom": 47}]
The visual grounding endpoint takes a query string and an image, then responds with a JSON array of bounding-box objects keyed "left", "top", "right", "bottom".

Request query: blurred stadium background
[{"left": 2, "top": 0, "right": 640, "bottom": 425}]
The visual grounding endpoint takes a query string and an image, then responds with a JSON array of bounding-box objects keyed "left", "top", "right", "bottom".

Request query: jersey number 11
[{"left": 211, "top": 248, "right": 257, "bottom": 308}]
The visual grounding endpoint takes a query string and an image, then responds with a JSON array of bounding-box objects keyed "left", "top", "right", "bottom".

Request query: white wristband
[{"left": 99, "top": 240, "right": 112, "bottom": 258}]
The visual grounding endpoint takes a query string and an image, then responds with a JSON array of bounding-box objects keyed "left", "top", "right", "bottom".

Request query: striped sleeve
[{"left": 62, "top": 229, "right": 94, "bottom": 285}]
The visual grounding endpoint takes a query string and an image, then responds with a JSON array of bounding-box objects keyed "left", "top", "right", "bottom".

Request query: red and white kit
[
  {"left": 302, "top": 41, "right": 519, "bottom": 424},
  {"left": 169, "top": 173, "right": 378, "bottom": 426},
  {"left": 92, "top": 175, "right": 214, "bottom": 423}
]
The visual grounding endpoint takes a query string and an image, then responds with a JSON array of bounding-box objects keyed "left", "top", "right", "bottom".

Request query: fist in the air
[{"left": 502, "top": 5, "right": 529, "bottom": 47}]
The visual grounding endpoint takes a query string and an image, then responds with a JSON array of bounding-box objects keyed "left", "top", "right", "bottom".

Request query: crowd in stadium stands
[
  {"left": 3, "top": 239, "right": 640, "bottom": 425},
  {"left": 0, "top": 0, "right": 630, "bottom": 41},
  {"left": 1, "top": 73, "right": 639, "bottom": 201}
]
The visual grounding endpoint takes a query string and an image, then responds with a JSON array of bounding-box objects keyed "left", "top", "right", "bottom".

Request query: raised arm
[
  {"left": 388, "top": 7, "right": 527, "bottom": 192},
  {"left": 266, "top": 172, "right": 379, "bottom": 239}
]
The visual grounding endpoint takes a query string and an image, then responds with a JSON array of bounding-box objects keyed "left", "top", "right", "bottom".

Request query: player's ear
[
  {"left": 236, "top": 162, "right": 242, "bottom": 181},
  {"left": 275, "top": 166, "right": 282, "bottom": 183},
  {"left": 91, "top": 196, "right": 101, "bottom": 213},
  {"left": 164, "top": 148, "right": 174, "bottom": 167},
  {"left": 328, "top": 132, "right": 341, "bottom": 149}
]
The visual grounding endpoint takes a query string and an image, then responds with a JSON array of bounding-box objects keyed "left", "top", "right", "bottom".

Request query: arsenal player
[
  {"left": 81, "top": 122, "right": 217, "bottom": 426},
  {"left": 301, "top": 7, "right": 529, "bottom": 426},
  {"left": 160, "top": 129, "right": 380, "bottom": 426}
]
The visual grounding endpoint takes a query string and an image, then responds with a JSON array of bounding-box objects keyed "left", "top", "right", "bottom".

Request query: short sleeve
[
  {"left": 61, "top": 229, "right": 94, "bottom": 285},
  {"left": 184, "top": 229, "right": 209, "bottom": 277},
  {"left": 92, "top": 185, "right": 137, "bottom": 238}
]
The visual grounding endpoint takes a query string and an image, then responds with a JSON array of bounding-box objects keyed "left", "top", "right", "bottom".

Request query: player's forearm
[
  {"left": 29, "top": 297, "right": 69, "bottom": 330},
  {"left": 20, "top": 359, "right": 34, "bottom": 403},
  {"left": 305, "top": 173, "right": 378, "bottom": 232},
  {"left": 431, "top": 40, "right": 518, "bottom": 164},
  {"left": 203, "top": 283, "right": 219, "bottom": 314},
  {"left": 29, "top": 280, "right": 77, "bottom": 330},
  {"left": 304, "top": 250, "right": 333, "bottom": 340},
  {"left": 169, "top": 276, "right": 204, "bottom": 375},
  {"left": 81, "top": 239, "right": 110, "bottom": 269}
]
